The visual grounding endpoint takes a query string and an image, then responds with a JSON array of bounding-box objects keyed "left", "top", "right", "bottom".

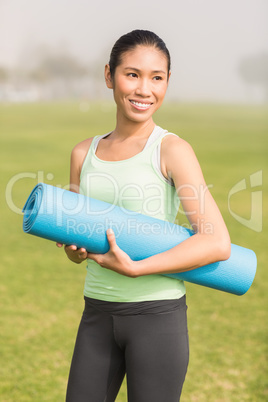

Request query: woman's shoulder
[
  {"left": 160, "top": 132, "right": 198, "bottom": 176},
  {"left": 70, "top": 137, "right": 95, "bottom": 177},
  {"left": 71, "top": 137, "right": 94, "bottom": 162},
  {"left": 161, "top": 132, "right": 194, "bottom": 155},
  {"left": 72, "top": 137, "right": 94, "bottom": 154}
]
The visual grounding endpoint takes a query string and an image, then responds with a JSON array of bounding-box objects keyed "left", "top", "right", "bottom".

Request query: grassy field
[{"left": 0, "top": 101, "right": 267, "bottom": 401}]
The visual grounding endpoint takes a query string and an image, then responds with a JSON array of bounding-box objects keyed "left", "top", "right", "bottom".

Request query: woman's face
[{"left": 105, "top": 45, "right": 170, "bottom": 124}]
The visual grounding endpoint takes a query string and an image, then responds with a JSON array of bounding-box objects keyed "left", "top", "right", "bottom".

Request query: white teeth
[{"left": 130, "top": 100, "right": 151, "bottom": 108}]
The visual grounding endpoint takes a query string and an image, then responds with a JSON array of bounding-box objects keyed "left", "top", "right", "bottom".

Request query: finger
[
  {"left": 106, "top": 228, "right": 117, "bottom": 249},
  {"left": 76, "top": 248, "right": 87, "bottom": 260},
  {"left": 78, "top": 251, "right": 87, "bottom": 259},
  {"left": 65, "top": 244, "right": 77, "bottom": 252},
  {"left": 56, "top": 243, "right": 63, "bottom": 248}
]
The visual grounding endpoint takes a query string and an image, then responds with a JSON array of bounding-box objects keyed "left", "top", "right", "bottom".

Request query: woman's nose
[{"left": 135, "top": 79, "right": 151, "bottom": 97}]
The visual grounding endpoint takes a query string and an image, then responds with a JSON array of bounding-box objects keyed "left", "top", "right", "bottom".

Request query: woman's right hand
[{"left": 56, "top": 243, "right": 88, "bottom": 264}]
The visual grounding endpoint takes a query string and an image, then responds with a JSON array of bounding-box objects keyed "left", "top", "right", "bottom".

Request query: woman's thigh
[
  {"left": 66, "top": 305, "right": 125, "bottom": 402},
  {"left": 122, "top": 306, "right": 189, "bottom": 402}
]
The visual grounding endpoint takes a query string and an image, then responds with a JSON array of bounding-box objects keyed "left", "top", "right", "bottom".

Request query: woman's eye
[
  {"left": 128, "top": 73, "right": 137, "bottom": 78},
  {"left": 153, "top": 76, "right": 163, "bottom": 81}
]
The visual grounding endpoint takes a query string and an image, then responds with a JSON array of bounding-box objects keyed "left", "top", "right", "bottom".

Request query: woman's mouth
[{"left": 129, "top": 100, "right": 152, "bottom": 110}]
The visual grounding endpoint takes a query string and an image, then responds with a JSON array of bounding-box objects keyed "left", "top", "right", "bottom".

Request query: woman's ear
[{"left": 105, "top": 64, "right": 113, "bottom": 89}]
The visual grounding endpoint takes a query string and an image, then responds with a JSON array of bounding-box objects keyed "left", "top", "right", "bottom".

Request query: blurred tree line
[
  {"left": 0, "top": 47, "right": 267, "bottom": 102},
  {"left": 0, "top": 46, "right": 107, "bottom": 101}
]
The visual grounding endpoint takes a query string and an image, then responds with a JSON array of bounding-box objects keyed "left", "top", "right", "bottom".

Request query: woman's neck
[{"left": 112, "top": 114, "right": 156, "bottom": 140}]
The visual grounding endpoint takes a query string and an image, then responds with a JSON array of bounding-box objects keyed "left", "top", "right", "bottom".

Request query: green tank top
[{"left": 80, "top": 125, "right": 186, "bottom": 302}]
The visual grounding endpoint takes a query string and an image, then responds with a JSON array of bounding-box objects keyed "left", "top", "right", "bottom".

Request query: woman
[{"left": 59, "top": 29, "right": 231, "bottom": 402}]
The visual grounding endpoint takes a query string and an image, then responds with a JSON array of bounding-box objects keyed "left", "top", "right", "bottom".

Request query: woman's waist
[
  {"left": 84, "top": 262, "right": 186, "bottom": 305},
  {"left": 84, "top": 294, "right": 186, "bottom": 316}
]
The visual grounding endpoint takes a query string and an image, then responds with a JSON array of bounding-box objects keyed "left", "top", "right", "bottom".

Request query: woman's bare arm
[
  {"left": 130, "top": 135, "right": 231, "bottom": 276},
  {"left": 87, "top": 135, "right": 231, "bottom": 277},
  {"left": 56, "top": 138, "right": 93, "bottom": 263}
]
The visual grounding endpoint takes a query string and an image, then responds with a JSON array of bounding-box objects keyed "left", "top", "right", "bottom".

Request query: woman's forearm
[{"left": 132, "top": 233, "right": 231, "bottom": 277}]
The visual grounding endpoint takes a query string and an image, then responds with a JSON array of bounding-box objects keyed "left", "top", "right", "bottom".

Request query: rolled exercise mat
[{"left": 22, "top": 183, "right": 257, "bottom": 295}]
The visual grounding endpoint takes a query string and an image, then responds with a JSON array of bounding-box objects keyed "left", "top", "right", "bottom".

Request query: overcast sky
[{"left": 0, "top": 0, "right": 267, "bottom": 102}]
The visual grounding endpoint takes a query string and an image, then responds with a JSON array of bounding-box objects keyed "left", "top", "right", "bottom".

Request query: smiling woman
[
  {"left": 56, "top": 29, "right": 231, "bottom": 402},
  {"left": 105, "top": 45, "right": 170, "bottom": 123}
]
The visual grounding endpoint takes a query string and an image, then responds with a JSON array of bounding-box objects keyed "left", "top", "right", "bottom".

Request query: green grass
[{"left": 1, "top": 101, "right": 267, "bottom": 401}]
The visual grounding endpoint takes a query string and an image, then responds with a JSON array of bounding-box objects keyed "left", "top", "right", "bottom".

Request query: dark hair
[{"left": 108, "top": 29, "right": 171, "bottom": 79}]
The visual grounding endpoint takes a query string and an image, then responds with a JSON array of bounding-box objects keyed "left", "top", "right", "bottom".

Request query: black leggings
[{"left": 66, "top": 296, "right": 189, "bottom": 402}]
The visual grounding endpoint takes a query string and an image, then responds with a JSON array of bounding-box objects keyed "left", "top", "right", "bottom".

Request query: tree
[
  {"left": 30, "top": 52, "right": 89, "bottom": 83},
  {"left": 0, "top": 66, "right": 9, "bottom": 82},
  {"left": 238, "top": 52, "right": 268, "bottom": 101}
]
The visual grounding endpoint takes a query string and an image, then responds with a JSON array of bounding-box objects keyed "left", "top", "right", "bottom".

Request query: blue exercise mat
[{"left": 22, "top": 183, "right": 257, "bottom": 296}]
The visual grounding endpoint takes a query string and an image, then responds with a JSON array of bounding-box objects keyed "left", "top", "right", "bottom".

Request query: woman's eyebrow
[{"left": 124, "top": 67, "right": 166, "bottom": 75}]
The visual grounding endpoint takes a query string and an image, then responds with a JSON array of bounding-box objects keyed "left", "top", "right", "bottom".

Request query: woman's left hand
[{"left": 87, "top": 229, "right": 138, "bottom": 278}]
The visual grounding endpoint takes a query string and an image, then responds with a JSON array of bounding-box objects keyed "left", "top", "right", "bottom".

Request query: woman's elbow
[{"left": 217, "top": 236, "right": 231, "bottom": 261}]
